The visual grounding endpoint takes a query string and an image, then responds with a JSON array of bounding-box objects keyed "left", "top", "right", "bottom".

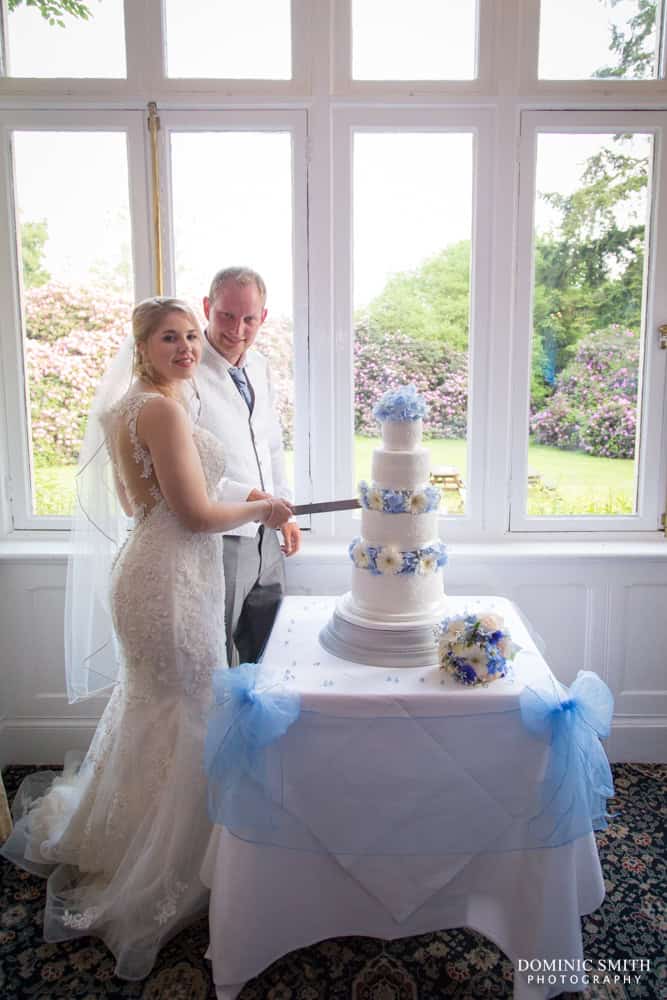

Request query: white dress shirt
[{"left": 195, "top": 335, "right": 292, "bottom": 537}]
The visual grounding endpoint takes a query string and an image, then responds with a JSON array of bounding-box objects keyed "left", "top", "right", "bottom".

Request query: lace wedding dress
[{"left": 1, "top": 389, "right": 227, "bottom": 979}]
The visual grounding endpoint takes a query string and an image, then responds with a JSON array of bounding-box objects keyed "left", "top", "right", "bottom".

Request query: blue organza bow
[
  {"left": 205, "top": 663, "right": 301, "bottom": 829},
  {"left": 520, "top": 670, "right": 614, "bottom": 844}
]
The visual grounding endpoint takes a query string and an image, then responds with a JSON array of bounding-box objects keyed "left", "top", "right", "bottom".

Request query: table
[
  {"left": 201, "top": 596, "right": 605, "bottom": 1000},
  {"left": 430, "top": 464, "right": 465, "bottom": 496}
]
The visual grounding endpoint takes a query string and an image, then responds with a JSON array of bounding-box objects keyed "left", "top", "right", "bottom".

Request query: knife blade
[{"left": 292, "top": 498, "right": 361, "bottom": 515}]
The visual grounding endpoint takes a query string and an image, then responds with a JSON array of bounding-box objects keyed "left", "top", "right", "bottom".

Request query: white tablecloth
[{"left": 202, "top": 596, "right": 605, "bottom": 1000}]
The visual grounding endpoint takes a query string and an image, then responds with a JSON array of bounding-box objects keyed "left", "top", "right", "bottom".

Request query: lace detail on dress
[
  {"left": 154, "top": 872, "right": 189, "bottom": 925},
  {"left": 123, "top": 393, "right": 157, "bottom": 480},
  {"left": 62, "top": 905, "right": 102, "bottom": 930}
]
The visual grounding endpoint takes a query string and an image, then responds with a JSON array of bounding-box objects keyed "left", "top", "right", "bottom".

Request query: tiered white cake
[{"left": 320, "top": 386, "right": 448, "bottom": 667}]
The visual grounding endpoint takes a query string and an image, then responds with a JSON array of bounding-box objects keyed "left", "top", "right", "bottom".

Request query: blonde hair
[
  {"left": 132, "top": 297, "right": 200, "bottom": 387},
  {"left": 207, "top": 266, "right": 267, "bottom": 306}
]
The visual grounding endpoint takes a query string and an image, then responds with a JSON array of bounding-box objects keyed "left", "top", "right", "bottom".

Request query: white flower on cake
[
  {"left": 408, "top": 491, "right": 428, "bottom": 514},
  {"left": 376, "top": 546, "right": 402, "bottom": 574},
  {"left": 351, "top": 541, "right": 370, "bottom": 569},
  {"left": 368, "top": 487, "right": 384, "bottom": 511},
  {"left": 417, "top": 552, "right": 438, "bottom": 575}
]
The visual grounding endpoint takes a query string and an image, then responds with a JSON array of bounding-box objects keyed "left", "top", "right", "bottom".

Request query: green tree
[
  {"left": 593, "top": 0, "right": 658, "bottom": 80},
  {"left": 7, "top": 0, "right": 94, "bottom": 27},
  {"left": 362, "top": 240, "right": 471, "bottom": 352},
  {"left": 533, "top": 140, "right": 647, "bottom": 394},
  {"left": 20, "top": 220, "right": 50, "bottom": 287}
]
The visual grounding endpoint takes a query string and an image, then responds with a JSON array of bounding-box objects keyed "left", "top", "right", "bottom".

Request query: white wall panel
[{"left": 1, "top": 548, "right": 666, "bottom": 766}]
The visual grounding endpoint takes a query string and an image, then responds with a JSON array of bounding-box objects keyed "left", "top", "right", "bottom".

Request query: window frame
[
  {"left": 0, "top": 109, "right": 153, "bottom": 531},
  {"left": 0, "top": 0, "right": 665, "bottom": 543},
  {"left": 510, "top": 109, "right": 667, "bottom": 534},
  {"left": 331, "top": 107, "right": 494, "bottom": 541},
  {"left": 157, "top": 108, "right": 311, "bottom": 514}
]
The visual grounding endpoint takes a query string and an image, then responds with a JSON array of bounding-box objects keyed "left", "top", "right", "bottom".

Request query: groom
[{"left": 197, "top": 266, "right": 300, "bottom": 666}]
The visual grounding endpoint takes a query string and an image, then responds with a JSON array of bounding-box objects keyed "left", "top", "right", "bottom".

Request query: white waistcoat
[{"left": 195, "top": 338, "right": 292, "bottom": 537}]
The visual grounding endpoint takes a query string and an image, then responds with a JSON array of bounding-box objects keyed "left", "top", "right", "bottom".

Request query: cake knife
[{"left": 292, "top": 498, "right": 361, "bottom": 515}]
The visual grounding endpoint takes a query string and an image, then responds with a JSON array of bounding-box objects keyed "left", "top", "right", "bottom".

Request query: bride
[{"left": 1, "top": 297, "right": 292, "bottom": 979}]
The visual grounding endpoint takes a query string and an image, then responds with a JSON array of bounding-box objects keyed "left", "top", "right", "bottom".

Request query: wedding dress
[{"left": 1, "top": 388, "right": 227, "bottom": 979}]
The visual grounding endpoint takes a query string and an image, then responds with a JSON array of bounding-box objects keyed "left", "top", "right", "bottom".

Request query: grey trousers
[{"left": 222, "top": 526, "right": 286, "bottom": 667}]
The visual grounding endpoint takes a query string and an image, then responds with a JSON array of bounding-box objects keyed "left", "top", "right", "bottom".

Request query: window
[
  {"left": 538, "top": 0, "right": 664, "bottom": 81},
  {"left": 512, "top": 111, "right": 667, "bottom": 532},
  {"left": 164, "top": 0, "right": 292, "bottom": 79},
  {"left": 0, "top": 1, "right": 665, "bottom": 540},
  {"left": 352, "top": 130, "right": 474, "bottom": 516},
  {"left": 351, "top": 0, "right": 477, "bottom": 80},
  {"left": 165, "top": 115, "right": 307, "bottom": 495},
  {"left": 3, "top": 0, "right": 126, "bottom": 78},
  {"left": 12, "top": 128, "right": 134, "bottom": 517}
]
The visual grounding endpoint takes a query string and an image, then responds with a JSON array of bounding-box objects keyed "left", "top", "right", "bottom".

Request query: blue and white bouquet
[
  {"left": 358, "top": 481, "right": 441, "bottom": 514},
  {"left": 373, "top": 384, "right": 428, "bottom": 423},
  {"left": 436, "top": 612, "right": 520, "bottom": 686}
]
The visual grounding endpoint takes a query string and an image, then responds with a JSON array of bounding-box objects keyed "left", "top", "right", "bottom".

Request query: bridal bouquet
[{"left": 436, "top": 612, "right": 519, "bottom": 686}]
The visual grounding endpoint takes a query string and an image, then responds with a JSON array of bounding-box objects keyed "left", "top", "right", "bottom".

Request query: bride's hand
[{"left": 260, "top": 498, "right": 293, "bottom": 529}]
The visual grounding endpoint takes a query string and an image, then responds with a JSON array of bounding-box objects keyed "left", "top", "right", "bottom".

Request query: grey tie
[{"left": 228, "top": 366, "right": 253, "bottom": 411}]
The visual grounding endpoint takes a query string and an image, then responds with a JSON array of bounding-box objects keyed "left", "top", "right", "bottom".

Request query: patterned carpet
[{"left": 1, "top": 763, "right": 665, "bottom": 1000}]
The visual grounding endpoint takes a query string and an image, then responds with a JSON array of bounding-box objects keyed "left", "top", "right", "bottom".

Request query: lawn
[{"left": 33, "top": 438, "right": 635, "bottom": 518}]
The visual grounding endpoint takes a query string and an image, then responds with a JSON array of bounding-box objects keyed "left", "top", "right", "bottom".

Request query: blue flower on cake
[
  {"left": 373, "top": 383, "right": 428, "bottom": 422},
  {"left": 399, "top": 549, "right": 419, "bottom": 575},
  {"left": 437, "top": 611, "right": 520, "bottom": 686},
  {"left": 385, "top": 490, "right": 408, "bottom": 513}
]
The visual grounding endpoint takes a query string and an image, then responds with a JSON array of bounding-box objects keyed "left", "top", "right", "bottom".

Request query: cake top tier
[{"left": 373, "top": 384, "right": 428, "bottom": 424}]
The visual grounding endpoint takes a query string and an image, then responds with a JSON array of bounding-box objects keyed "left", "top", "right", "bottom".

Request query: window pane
[
  {"left": 13, "top": 131, "right": 134, "bottom": 516},
  {"left": 528, "top": 132, "right": 652, "bottom": 516},
  {"left": 352, "top": 0, "right": 476, "bottom": 80},
  {"left": 5, "top": 0, "right": 126, "bottom": 78},
  {"left": 539, "top": 0, "right": 661, "bottom": 80},
  {"left": 353, "top": 132, "right": 473, "bottom": 516},
  {"left": 170, "top": 131, "right": 294, "bottom": 490},
  {"left": 165, "top": 0, "right": 291, "bottom": 79}
]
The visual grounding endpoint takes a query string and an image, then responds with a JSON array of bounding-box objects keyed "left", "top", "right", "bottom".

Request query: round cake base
[{"left": 319, "top": 593, "right": 445, "bottom": 668}]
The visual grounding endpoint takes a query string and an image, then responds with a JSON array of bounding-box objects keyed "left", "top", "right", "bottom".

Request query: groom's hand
[
  {"left": 281, "top": 521, "right": 301, "bottom": 557},
  {"left": 247, "top": 488, "right": 271, "bottom": 502}
]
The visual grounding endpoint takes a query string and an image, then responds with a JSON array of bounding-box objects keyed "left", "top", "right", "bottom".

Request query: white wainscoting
[{"left": 1, "top": 543, "right": 666, "bottom": 766}]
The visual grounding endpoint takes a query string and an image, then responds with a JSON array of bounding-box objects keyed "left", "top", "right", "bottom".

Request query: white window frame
[
  {"left": 0, "top": 0, "right": 312, "bottom": 99},
  {"left": 0, "top": 0, "right": 665, "bottom": 543},
  {"left": 510, "top": 110, "right": 667, "bottom": 534},
  {"left": 332, "top": 0, "right": 498, "bottom": 96},
  {"left": 0, "top": 109, "right": 152, "bottom": 531},
  {"left": 157, "top": 108, "right": 311, "bottom": 513},
  {"left": 331, "top": 108, "right": 494, "bottom": 542},
  {"left": 518, "top": 0, "right": 667, "bottom": 96}
]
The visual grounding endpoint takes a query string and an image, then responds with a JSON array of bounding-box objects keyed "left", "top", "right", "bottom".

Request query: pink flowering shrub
[
  {"left": 530, "top": 327, "right": 639, "bottom": 459},
  {"left": 24, "top": 282, "right": 130, "bottom": 343},
  {"left": 354, "top": 324, "right": 468, "bottom": 438},
  {"left": 26, "top": 315, "right": 130, "bottom": 466},
  {"left": 255, "top": 316, "right": 294, "bottom": 449},
  {"left": 25, "top": 282, "right": 295, "bottom": 467}
]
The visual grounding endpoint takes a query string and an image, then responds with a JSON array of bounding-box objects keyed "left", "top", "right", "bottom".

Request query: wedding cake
[{"left": 320, "top": 386, "right": 448, "bottom": 667}]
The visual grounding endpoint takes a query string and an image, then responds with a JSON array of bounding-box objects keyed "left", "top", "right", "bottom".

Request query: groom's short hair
[{"left": 208, "top": 266, "right": 267, "bottom": 306}]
